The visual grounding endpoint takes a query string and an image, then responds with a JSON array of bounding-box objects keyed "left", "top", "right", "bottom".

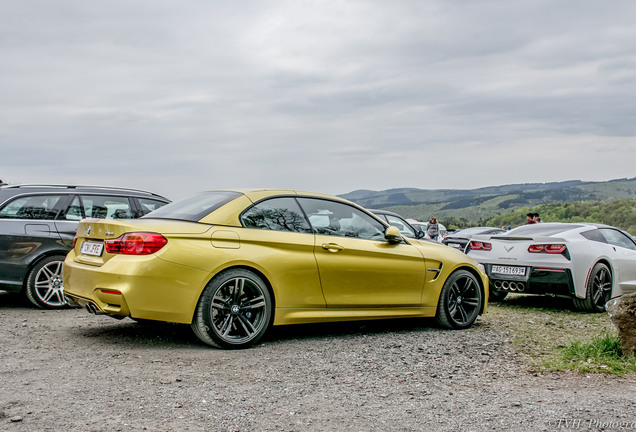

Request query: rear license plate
[
  {"left": 80, "top": 241, "right": 104, "bottom": 256},
  {"left": 492, "top": 265, "right": 526, "bottom": 276}
]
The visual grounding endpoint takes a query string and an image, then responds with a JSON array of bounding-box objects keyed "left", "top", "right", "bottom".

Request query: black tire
[
  {"left": 573, "top": 263, "right": 612, "bottom": 312},
  {"left": 191, "top": 269, "right": 272, "bottom": 349},
  {"left": 25, "top": 255, "right": 68, "bottom": 309},
  {"left": 488, "top": 288, "right": 508, "bottom": 302},
  {"left": 435, "top": 270, "right": 483, "bottom": 329}
]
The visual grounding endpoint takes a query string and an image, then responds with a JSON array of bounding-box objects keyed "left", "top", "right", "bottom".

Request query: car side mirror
[
  {"left": 416, "top": 230, "right": 425, "bottom": 239},
  {"left": 385, "top": 226, "right": 403, "bottom": 244}
]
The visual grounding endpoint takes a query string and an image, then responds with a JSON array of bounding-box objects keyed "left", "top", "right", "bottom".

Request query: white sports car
[{"left": 466, "top": 223, "right": 636, "bottom": 311}]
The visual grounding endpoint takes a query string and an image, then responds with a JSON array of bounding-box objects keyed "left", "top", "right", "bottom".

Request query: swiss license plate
[
  {"left": 492, "top": 265, "right": 526, "bottom": 276},
  {"left": 80, "top": 241, "right": 104, "bottom": 257}
]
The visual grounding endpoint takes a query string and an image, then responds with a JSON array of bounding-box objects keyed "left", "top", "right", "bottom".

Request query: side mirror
[
  {"left": 416, "top": 230, "right": 425, "bottom": 239},
  {"left": 385, "top": 226, "right": 403, "bottom": 244}
]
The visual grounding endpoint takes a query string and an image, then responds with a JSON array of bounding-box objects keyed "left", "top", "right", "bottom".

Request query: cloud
[{"left": 1, "top": 0, "right": 635, "bottom": 200}]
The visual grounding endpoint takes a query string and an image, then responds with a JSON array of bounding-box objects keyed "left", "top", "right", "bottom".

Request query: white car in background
[{"left": 466, "top": 223, "right": 636, "bottom": 311}]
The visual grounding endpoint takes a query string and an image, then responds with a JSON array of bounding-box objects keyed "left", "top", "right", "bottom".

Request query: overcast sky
[{"left": 1, "top": 1, "right": 635, "bottom": 201}]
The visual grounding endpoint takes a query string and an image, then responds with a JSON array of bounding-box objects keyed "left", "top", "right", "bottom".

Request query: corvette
[
  {"left": 466, "top": 223, "right": 636, "bottom": 311},
  {"left": 63, "top": 189, "right": 488, "bottom": 349}
]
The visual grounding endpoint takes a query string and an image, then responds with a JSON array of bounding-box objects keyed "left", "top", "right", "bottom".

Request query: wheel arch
[{"left": 583, "top": 258, "right": 615, "bottom": 296}]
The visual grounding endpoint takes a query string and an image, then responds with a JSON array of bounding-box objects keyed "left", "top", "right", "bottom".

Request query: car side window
[
  {"left": 580, "top": 229, "right": 607, "bottom": 244},
  {"left": 64, "top": 196, "right": 84, "bottom": 220},
  {"left": 599, "top": 229, "right": 636, "bottom": 251},
  {"left": 241, "top": 197, "right": 312, "bottom": 233},
  {"left": 297, "top": 198, "right": 385, "bottom": 241},
  {"left": 0, "top": 195, "right": 63, "bottom": 220},
  {"left": 138, "top": 198, "right": 169, "bottom": 216},
  {"left": 385, "top": 215, "right": 416, "bottom": 238},
  {"left": 80, "top": 195, "right": 133, "bottom": 219}
]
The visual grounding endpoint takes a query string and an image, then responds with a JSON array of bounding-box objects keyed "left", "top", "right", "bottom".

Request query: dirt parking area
[{"left": 1, "top": 290, "right": 635, "bottom": 432}]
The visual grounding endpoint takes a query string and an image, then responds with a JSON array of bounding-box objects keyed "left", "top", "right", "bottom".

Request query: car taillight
[
  {"left": 104, "top": 232, "right": 167, "bottom": 255},
  {"left": 528, "top": 244, "right": 567, "bottom": 254},
  {"left": 468, "top": 241, "right": 492, "bottom": 251},
  {"left": 73, "top": 236, "right": 78, "bottom": 248}
]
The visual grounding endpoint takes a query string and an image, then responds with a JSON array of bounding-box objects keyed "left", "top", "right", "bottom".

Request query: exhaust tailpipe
[
  {"left": 509, "top": 282, "right": 517, "bottom": 291},
  {"left": 494, "top": 281, "right": 502, "bottom": 289},
  {"left": 85, "top": 303, "right": 104, "bottom": 315},
  {"left": 517, "top": 282, "right": 525, "bottom": 292}
]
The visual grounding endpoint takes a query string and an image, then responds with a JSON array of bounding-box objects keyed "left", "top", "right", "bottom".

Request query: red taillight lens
[
  {"left": 528, "top": 244, "right": 567, "bottom": 254},
  {"left": 73, "top": 236, "right": 78, "bottom": 248},
  {"left": 468, "top": 241, "right": 492, "bottom": 251},
  {"left": 104, "top": 232, "right": 167, "bottom": 255}
]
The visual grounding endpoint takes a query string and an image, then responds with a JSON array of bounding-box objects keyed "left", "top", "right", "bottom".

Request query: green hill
[{"left": 339, "top": 177, "right": 636, "bottom": 232}]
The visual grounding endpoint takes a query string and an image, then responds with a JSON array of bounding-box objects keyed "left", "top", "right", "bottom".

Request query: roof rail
[{"left": 2, "top": 184, "right": 169, "bottom": 200}]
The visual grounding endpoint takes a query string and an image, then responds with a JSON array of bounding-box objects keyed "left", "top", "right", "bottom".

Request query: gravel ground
[{"left": 1, "top": 290, "right": 635, "bottom": 432}]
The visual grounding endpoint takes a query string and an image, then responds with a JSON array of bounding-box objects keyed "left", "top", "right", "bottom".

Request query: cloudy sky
[{"left": 1, "top": 1, "right": 635, "bottom": 201}]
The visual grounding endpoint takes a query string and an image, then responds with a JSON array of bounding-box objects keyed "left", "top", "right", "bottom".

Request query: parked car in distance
[
  {"left": 442, "top": 227, "right": 507, "bottom": 252},
  {"left": 369, "top": 209, "right": 424, "bottom": 239},
  {"left": 466, "top": 222, "right": 636, "bottom": 311},
  {"left": 0, "top": 184, "right": 170, "bottom": 308},
  {"left": 410, "top": 221, "right": 448, "bottom": 242},
  {"left": 64, "top": 189, "right": 489, "bottom": 349}
]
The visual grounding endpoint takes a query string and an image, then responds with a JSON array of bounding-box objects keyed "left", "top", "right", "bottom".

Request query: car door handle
[{"left": 322, "top": 243, "right": 344, "bottom": 252}]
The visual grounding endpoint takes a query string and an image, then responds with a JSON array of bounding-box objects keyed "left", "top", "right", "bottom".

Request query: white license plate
[
  {"left": 492, "top": 265, "right": 526, "bottom": 276},
  {"left": 80, "top": 241, "right": 104, "bottom": 256}
]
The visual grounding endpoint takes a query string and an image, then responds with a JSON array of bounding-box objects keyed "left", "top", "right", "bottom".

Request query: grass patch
[{"left": 484, "top": 294, "right": 636, "bottom": 375}]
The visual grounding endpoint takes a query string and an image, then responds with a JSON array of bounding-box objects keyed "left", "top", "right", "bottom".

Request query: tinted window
[
  {"left": 145, "top": 191, "right": 242, "bottom": 222},
  {"left": 138, "top": 198, "right": 169, "bottom": 216},
  {"left": 0, "top": 195, "right": 63, "bottom": 220},
  {"left": 241, "top": 197, "right": 312, "bottom": 233},
  {"left": 599, "top": 229, "right": 636, "bottom": 251},
  {"left": 297, "top": 198, "right": 385, "bottom": 241},
  {"left": 580, "top": 229, "right": 607, "bottom": 244},
  {"left": 81, "top": 195, "right": 133, "bottom": 219},
  {"left": 64, "top": 196, "right": 84, "bottom": 220}
]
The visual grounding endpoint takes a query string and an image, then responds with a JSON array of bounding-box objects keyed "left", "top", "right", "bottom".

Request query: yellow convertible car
[{"left": 64, "top": 190, "right": 488, "bottom": 349}]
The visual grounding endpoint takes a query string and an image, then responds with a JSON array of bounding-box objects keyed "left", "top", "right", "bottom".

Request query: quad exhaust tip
[
  {"left": 494, "top": 280, "right": 525, "bottom": 292},
  {"left": 85, "top": 302, "right": 104, "bottom": 315}
]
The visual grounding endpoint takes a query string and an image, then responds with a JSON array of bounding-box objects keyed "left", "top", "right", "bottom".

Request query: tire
[
  {"left": 488, "top": 288, "right": 508, "bottom": 302},
  {"left": 573, "top": 263, "right": 612, "bottom": 313},
  {"left": 25, "top": 255, "right": 68, "bottom": 309},
  {"left": 435, "top": 270, "right": 483, "bottom": 329},
  {"left": 191, "top": 269, "right": 272, "bottom": 349}
]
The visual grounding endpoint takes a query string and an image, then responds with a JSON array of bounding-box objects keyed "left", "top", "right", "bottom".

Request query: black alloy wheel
[
  {"left": 192, "top": 269, "right": 272, "bottom": 349},
  {"left": 573, "top": 262, "right": 612, "bottom": 313},
  {"left": 435, "top": 270, "right": 483, "bottom": 329}
]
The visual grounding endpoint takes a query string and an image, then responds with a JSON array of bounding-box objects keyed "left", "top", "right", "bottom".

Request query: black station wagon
[{"left": 0, "top": 184, "right": 170, "bottom": 308}]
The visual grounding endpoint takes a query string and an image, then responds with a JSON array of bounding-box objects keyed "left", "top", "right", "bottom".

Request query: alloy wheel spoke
[
  {"left": 232, "top": 278, "right": 245, "bottom": 303},
  {"left": 456, "top": 305, "right": 468, "bottom": 323},
  {"left": 212, "top": 297, "right": 231, "bottom": 311},
  {"left": 218, "top": 314, "right": 234, "bottom": 337},
  {"left": 242, "top": 295, "right": 265, "bottom": 310},
  {"left": 236, "top": 314, "right": 256, "bottom": 336}
]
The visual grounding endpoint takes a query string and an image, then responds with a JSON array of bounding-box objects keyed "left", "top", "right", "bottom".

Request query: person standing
[
  {"left": 427, "top": 216, "right": 440, "bottom": 240},
  {"left": 525, "top": 213, "right": 536, "bottom": 224},
  {"left": 533, "top": 213, "right": 542, "bottom": 223}
]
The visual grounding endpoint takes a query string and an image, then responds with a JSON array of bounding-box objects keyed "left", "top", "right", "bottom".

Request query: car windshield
[
  {"left": 506, "top": 223, "right": 584, "bottom": 237},
  {"left": 143, "top": 191, "right": 242, "bottom": 222}
]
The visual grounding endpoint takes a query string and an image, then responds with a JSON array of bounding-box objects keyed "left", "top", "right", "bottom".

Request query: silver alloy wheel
[
  {"left": 26, "top": 256, "right": 67, "bottom": 308},
  {"left": 591, "top": 265, "right": 612, "bottom": 310}
]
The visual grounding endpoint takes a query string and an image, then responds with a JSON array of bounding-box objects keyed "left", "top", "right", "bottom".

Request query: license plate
[
  {"left": 492, "top": 265, "right": 526, "bottom": 276},
  {"left": 80, "top": 241, "right": 104, "bottom": 256}
]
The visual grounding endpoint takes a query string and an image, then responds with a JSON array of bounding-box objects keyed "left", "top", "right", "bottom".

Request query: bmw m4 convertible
[
  {"left": 466, "top": 223, "right": 636, "bottom": 311},
  {"left": 64, "top": 190, "right": 488, "bottom": 349}
]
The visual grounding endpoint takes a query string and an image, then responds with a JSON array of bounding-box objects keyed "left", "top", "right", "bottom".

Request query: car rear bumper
[
  {"left": 484, "top": 264, "right": 575, "bottom": 297},
  {"left": 63, "top": 251, "right": 210, "bottom": 323}
]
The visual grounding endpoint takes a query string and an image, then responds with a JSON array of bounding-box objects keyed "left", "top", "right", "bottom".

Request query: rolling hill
[{"left": 339, "top": 177, "right": 636, "bottom": 225}]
